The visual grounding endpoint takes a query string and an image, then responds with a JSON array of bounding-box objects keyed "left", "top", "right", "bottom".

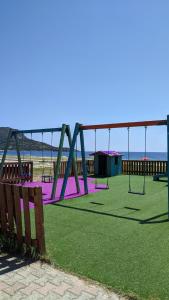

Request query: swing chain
[
  {"left": 106, "top": 128, "right": 111, "bottom": 189},
  {"left": 94, "top": 129, "right": 97, "bottom": 188},
  {"left": 42, "top": 132, "right": 45, "bottom": 177},
  {"left": 30, "top": 132, "right": 32, "bottom": 162},
  {"left": 127, "top": 126, "right": 147, "bottom": 195},
  {"left": 75, "top": 137, "right": 78, "bottom": 162},
  {"left": 22, "top": 132, "right": 25, "bottom": 162},
  {"left": 143, "top": 126, "right": 147, "bottom": 194},
  {"left": 50, "top": 132, "right": 53, "bottom": 176},
  {"left": 127, "top": 127, "right": 131, "bottom": 192}
]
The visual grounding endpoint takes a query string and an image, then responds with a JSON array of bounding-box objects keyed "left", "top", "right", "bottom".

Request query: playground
[{"left": 0, "top": 117, "right": 169, "bottom": 300}]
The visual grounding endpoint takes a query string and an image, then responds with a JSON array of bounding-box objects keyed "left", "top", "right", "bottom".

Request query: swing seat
[
  {"left": 41, "top": 175, "right": 53, "bottom": 183},
  {"left": 128, "top": 190, "right": 145, "bottom": 195},
  {"left": 95, "top": 184, "right": 109, "bottom": 190}
]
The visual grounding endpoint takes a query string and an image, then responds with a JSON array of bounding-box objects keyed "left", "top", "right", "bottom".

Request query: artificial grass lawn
[{"left": 43, "top": 175, "right": 169, "bottom": 300}]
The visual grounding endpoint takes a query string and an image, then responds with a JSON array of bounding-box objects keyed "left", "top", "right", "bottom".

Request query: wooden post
[
  {"left": 51, "top": 124, "right": 67, "bottom": 200},
  {"left": 12, "top": 185, "right": 23, "bottom": 247},
  {"left": 22, "top": 187, "right": 31, "bottom": 248},
  {"left": 0, "top": 184, "right": 7, "bottom": 233},
  {"left": 5, "top": 184, "right": 14, "bottom": 232},
  {"left": 34, "top": 187, "right": 46, "bottom": 255}
]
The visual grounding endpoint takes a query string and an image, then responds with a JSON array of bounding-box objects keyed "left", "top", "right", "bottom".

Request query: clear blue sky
[{"left": 0, "top": 1, "right": 168, "bottom": 151}]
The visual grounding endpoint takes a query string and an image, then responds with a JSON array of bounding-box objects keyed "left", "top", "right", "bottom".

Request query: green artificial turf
[{"left": 43, "top": 175, "right": 169, "bottom": 300}]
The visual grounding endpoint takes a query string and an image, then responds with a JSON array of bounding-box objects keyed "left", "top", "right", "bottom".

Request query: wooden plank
[
  {"left": 33, "top": 187, "right": 46, "bottom": 255},
  {"left": 22, "top": 187, "right": 31, "bottom": 247},
  {"left": 5, "top": 184, "right": 14, "bottom": 233},
  {"left": 12, "top": 185, "right": 23, "bottom": 246},
  {"left": 0, "top": 184, "right": 7, "bottom": 233},
  {"left": 28, "top": 187, "right": 35, "bottom": 202}
]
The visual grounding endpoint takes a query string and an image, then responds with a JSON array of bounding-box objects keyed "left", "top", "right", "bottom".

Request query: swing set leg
[
  {"left": 60, "top": 123, "right": 80, "bottom": 200},
  {"left": 66, "top": 125, "right": 80, "bottom": 194},
  {"left": 51, "top": 124, "right": 67, "bottom": 200},
  {"left": 80, "top": 128, "right": 88, "bottom": 194}
]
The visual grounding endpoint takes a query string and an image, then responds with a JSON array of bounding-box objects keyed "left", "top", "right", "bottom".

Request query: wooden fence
[
  {"left": 0, "top": 183, "right": 45, "bottom": 255},
  {"left": 122, "top": 160, "right": 167, "bottom": 176},
  {"left": 0, "top": 161, "right": 33, "bottom": 183},
  {"left": 55, "top": 159, "right": 167, "bottom": 177},
  {"left": 54, "top": 159, "right": 94, "bottom": 177},
  {"left": 0, "top": 159, "right": 167, "bottom": 181}
]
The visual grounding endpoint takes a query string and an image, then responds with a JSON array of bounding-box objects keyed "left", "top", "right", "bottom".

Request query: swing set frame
[
  {"left": 60, "top": 116, "right": 169, "bottom": 218},
  {"left": 0, "top": 124, "right": 80, "bottom": 200}
]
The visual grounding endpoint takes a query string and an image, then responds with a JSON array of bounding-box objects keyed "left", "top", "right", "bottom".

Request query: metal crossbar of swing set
[
  {"left": 80, "top": 119, "right": 167, "bottom": 130},
  {"left": 12, "top": 127, "right": 62, "bottom": 135}
]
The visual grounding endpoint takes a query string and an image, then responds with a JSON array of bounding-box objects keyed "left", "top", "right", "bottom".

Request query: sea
[{"left": 0, "top": 150, "right": 167, "bottom": 161}]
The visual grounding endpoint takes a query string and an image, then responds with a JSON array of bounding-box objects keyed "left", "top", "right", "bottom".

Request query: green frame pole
[
  {"left": 66, "top": 126, "right": 80, "bottom": 193},
  {"left": 0, "top": 129, "right": 12, "bottom": 177},
  {"left": 51, "top": 124, "right": 67, "bottom": 199},
  {"left": 60, "top": 123, "right": 80, "bottom": 200},
  {"left": 79, "top": 128, "right": 88, "bottom": 194}
]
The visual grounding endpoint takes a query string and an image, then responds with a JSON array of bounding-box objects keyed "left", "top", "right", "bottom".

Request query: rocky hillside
[{"left": 0, "top": 127, "right": 70, "bottom": 151}]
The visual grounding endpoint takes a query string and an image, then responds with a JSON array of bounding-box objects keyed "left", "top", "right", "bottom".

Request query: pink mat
[{"left": 20, "top": 177, "right": 107, "bottom": 208}]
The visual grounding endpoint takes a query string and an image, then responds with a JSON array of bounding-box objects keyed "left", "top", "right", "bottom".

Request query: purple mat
[{"left": 20, "top": 177, "right": 107, "bottom": 208}]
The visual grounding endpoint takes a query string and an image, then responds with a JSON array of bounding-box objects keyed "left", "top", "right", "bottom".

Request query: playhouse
[{"left": 90, "top": 151, "right": 123, "bottom": 177}]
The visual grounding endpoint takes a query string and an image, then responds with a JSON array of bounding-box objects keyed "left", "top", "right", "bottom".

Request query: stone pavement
[{"left": 0, "top": 253, "right": 125, "bottom": 300}]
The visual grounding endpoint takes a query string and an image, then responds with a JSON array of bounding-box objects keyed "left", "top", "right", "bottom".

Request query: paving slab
[{"left": 0, "top": 253, "right": 125, "bottom": 299}]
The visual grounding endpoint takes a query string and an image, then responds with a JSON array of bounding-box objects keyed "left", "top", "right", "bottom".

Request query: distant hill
[{"left": 0, "top": 127, "right": 70, "bottom": 151}]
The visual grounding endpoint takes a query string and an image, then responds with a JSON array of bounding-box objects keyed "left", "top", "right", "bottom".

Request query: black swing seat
[
  {"left": 128, "top": 190, "right": 145, "bottom": 195},
  {"left": 95, "top": 185, "right": 109, "bottom": 190},
  {"left": 41, "top": 175, "right": 53, "bottom": 183}
]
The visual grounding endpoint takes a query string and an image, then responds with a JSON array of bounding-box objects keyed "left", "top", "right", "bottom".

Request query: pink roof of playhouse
[{"left": 90, "top": 151, "right": 123, "bottom": 157}]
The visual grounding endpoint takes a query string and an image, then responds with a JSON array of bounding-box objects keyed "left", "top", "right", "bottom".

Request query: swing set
[
  {"left": 59, "top": 116, "right": 169, "bottom": 210},
  {"left": 0, "top": 124, "right": 80, "bottom": 200},
  {"left": 0, "top": 116, "right": 168, "bottom": 204}
]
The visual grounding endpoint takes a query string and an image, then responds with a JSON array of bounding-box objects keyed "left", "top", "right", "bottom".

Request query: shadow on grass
[
  {"left": 90, "top": 201, "right": 104, "bottom": 205},
  {"left": 140, "top": 212, "right": 168, "bottom": 224},
  {"left": 54, "top": 203, "right": 169, "bottom": 225},
  {"left": 124, "top": 206, "right": 140, "bottom": 211}
]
